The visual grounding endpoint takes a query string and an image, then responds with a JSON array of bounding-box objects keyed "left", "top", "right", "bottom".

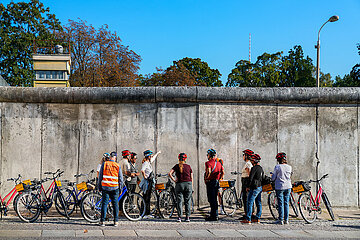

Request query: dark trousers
[
  {"left": 241, "top": 177, "right": 249, "bottom": 216},
  {"left": 100, "top": 189, "right": 119, "bottom": 222},
  {"left": 143, "top": 181, "right": 153, "bottom": 215},
  {"left": 126, "top": 182, "right": 137, "bottom": 193},
  {"left": 175, "top": 182, "right": 193, "bottom": 218},
  {"left": 206, "top": 180, "right": 219, "bottom": 218}
]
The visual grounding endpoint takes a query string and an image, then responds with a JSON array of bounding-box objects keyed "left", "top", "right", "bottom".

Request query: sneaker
[
  {"left": 114, "top": 221, "right": 118, "bottom": 227},
  {"left": 274, "top": 220, "right": 284, "bottom": 225},
  {"left": 241, "top": 220, "right": 251, "bottom": 224},
  {"left": 177, "top": 217, "right": 182, "bottom": 222},
  {"left": 251, "top": 218, "right": 260, "bottom": 224},
  {"left": 99, "top": 221, "right": 105, "bottom": 227},
  {"left": 185, "top": 217, "right": 190, "bottom": 222},
  {"left": 284, "top": 220, "right": 289, "bottom": 225},
  {"left": 143, "top": 215, "right": 154, "bottom": 219}
]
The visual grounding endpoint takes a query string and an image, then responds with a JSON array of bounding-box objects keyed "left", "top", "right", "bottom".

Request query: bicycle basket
[
  {"left": 77, "top": 181, "right": 88, "bottom": 191},
  {"left": 262, "top": 182, "right": 274, "bottom": 192},
  {"left": 15, "top": 183, "right": 24, "bottom": 192},
  {"left": 219, "top": 180, "right": 236, "bottom": 188},
  {"left": 155, "top": 183, "right": 166, "bottom": 190},
  {"left": 292, "top": 181, "right": 311, "bottom": 193}
]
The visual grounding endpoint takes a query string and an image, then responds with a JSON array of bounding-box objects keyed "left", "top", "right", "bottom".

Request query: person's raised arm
[{"left": 150, "top": 151, "right": 161, "bottom": 163}]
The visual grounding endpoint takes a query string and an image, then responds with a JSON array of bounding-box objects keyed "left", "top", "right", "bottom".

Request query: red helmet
[
  {"left": 122, "top": 150, "right": 131, "bottom": 157},
  {"left": 276, "top": 152, "right": 286, "bottom": 160},
  {"left": 251, "top": 154, "right": 261, "bottom": 161},
  {"left": 178, "top": 153, "right": 187, "bottom": 160},
  {"left": 243, "top": 149, "right": 254, "bottom": 156}
]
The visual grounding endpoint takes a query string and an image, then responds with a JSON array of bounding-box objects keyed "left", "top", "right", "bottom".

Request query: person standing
[
  {"left": 127, "top": 152, "right": 140, "bottom": 193},
  {"left": 204, "top": 149, "right": 224, "bottom": 221},
  {"left": 241, "top": 153, "right": 263, "bottom": 224},
  {"left": 272, "top": 152, "right": 292, "bottom": 225},
  {"left": 120, "top": 150, "right": 132, "bottom": 182},
  {"left": 98, "top": 151, "right": 124, "bottom": 227},
  {"left": 239, "top": 149, "right": 254, "bottom": 220},
  {"left": 141, "top": 149, "right": 161, "bottom": 218},
  {"left": 169, "top": 153, "right": 193, "bottom": 222}
]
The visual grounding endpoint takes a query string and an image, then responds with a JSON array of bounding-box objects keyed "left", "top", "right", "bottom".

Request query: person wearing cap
[
  {"left": 169, "top": 153, "right": 193, "bottom": 222},
  {"left": 127, "top": 152, "right": 140, "bottom": 193},
  {"left": 272, "top": 152, "right": 292, "bottom": 225},
  {"left": 98, "top": 151, "right": 124, "bottom": 227},
  {"left": 141, "top": 149, "right": 161, "bottom": 218},
  {"left": 239, "top": 149, "right": 254, "bottom": 220},
  {"left": 120, "top": 150, "right": 132, "bottom": 183},
  {"left": 241, "top": 153, "right": 263, "bottom": 224},
  {"left": 204, "top": 148, "right": 224, "bottom": 221}
]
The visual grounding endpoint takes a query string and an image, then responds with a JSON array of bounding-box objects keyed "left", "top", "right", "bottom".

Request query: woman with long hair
[{"left": 169, "top": 153, "right": 193, "bottom": 222}]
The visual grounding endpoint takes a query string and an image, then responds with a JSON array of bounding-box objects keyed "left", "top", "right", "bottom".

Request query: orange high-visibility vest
[{"left": 101, "top": 161, "right": 120, "bottom": 188}]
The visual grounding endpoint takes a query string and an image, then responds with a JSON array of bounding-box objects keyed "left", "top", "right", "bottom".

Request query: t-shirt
[
  {"left": 172, "top": 164, "right": 192, "bottom": 182},
  {"left": 241, "top": 161, "right": 252, "bottom": 178},
  {"left": 205, "top": 159, "right": 224, "bottom": 181},
  {"left": 97, "top": 164, "right": 102, "bottom": 173},
  {"left": 120, "top": 158, "right": 131, "bottom": 182},
  {"left": 141, "top": 161, "right": 153, "bottom": 179},
  {"left": 271, "top": 164, "right": 292, "bottom": 190},
  {"left": 128, "top": 161, "right": 138, "bottom": 185}
]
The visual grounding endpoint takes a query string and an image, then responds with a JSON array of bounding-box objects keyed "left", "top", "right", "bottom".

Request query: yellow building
[{"left": 32, "top": 45, "right": 71, "bottom": 87}]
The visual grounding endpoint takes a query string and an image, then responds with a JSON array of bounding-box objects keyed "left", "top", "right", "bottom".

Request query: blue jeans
[
  {"left": 246, "top": 186, "right": 262, "bottom": 221},
  {"left": 275, "top": 188, "right": 291, "bottom": 221},
  {"left": 101, "top": 189, "right": 119, "bottom": 222}
]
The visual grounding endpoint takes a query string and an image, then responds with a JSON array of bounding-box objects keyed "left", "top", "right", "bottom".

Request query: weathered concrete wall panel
[{"left": 319, "top": 105, "right": 358, "bottom": 207}]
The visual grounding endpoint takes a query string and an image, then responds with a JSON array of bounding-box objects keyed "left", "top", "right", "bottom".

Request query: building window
[{"left": 36, "top": 71, "right": 64, "bottom": 80}]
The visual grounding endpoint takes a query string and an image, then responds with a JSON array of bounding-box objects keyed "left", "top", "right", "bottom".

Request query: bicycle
[
  {"left": 156, "top": 175, "right": 194, "bottom": 219},
  {"left": 58, "top": 170, "right": 97, "bottom": 216},
  {"left": 297, "top": 173, "right": 335, "bottom": 223},
  {"left": 221, "top": 171, "right": 243, "bottom": 216},
  {"left": 80, "top": 184, "right": 145, "bottom": 222},
  {"left": 264, "top": 181, "right": 299, "bottom": 220},
  {"left": 15, "top": 169, "right": 70, "bottom": 222}
]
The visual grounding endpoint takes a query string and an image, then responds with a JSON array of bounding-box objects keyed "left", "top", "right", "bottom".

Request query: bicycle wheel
[
  {"left": 158, "top": 190, "right": 175, "bottom": 218},
  {"left": 290, "top": 193, "right": 299, "bottom": 218},
  {"left": 221, "top": 188, "right": 237, "bottom": 216},
  {"left": 122, "top": 192, "right": 146, "bottom": 221},
  {"left": 55, "top": 191, "right": 70, "bottom": 219},
  {"left": 15, "top": 192, "right": 41, "bottom": 223},
  {"left": 322, "top": 193, "right": 335, "bottom": 221},
  {"left": 150, "top": 189, "right": 158, "bottom": 215},
  {"left": 80, "top": 192, "right": 102, "bottom": 223},
  {"left": 298, "top": 193, "right": 317, "bottom": 223},
  {"left": 55, "top": 189, "right": 76, "bottom": 217},
  {"left": 13, "top": 193, "right": 22, "bottom": 213},
  {"left": 268, "top": 191, "right": 279, "bottom": 220}
]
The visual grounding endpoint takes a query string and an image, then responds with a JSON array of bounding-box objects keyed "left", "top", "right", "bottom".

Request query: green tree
[
  {"left": 0, "top": 0, "right": 62, "bottom": 86},
  {"left": 333, "top": 43, "right": 360, "bottom": 87}
]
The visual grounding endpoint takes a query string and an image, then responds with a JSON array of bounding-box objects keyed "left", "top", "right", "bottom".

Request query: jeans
[
  {"left": 241, "top": 177, "right": 249, "bottom": 216},
  {"left": 175, "top": 182, "right": 193, "bottom": 218},
  {"left": 206, "top": 180, "right": 220, "bottom": 218},
  {"left": 246, "top": 186, "right": 262, "bottom": 221},
  {"left": 275, "top": 188, "right": 291, "bottom": 221},
  {"left": 143, "top": 180, "right": 153, "bottom": 215},
  {"left": 101, "top": 188, "right": 119, "bottom": 222}
]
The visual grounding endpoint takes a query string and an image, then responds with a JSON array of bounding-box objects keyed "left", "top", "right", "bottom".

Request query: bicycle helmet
[
  {"left": 131, "top": 152, "right": 137, "bottom": 158},
  {"left": 110, "top": 151, "right": 117, "bottom": 157},
  {"left": 122, "top": 150, "right": 131, "bottom": 157},
  {"left": 144, "top": 150, "right": 153, "bottom": 157},
  {"left": 103, "top": 152, "right": 110, "bottom": 159},
  {"left": 276, "top": 152, "right": 286, "bottom": 160},
  {"left": 178, "top": 153, "right": 187, "bottom": 161},
  {"left": 251, "top": 153, "right": 261, "bottom": 162},
  {"left": 243, "top": 149, "right": 254, "bottom": 156},
  {"left": 207, "top": 148, "right": 216, "bottom": 157}
]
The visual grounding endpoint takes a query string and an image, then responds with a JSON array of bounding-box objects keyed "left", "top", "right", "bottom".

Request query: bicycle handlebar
[
  {"left": 156, "top": 173, "right": 168, "bottom": 177},
  {"left": 308, "top": 174, "right": 329, "bottom": 183},
  {"left": 7, "top": 174, "right": 22, "bottom": 183},
  {"left": 230, "top": 171, "right": 241, "bottom": 175}
]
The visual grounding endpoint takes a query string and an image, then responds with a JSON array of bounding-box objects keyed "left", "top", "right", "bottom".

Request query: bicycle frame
[
  {"left": 93, "top": 186, "right": 128, "bottom": 211},
  {"left": 307, "top": 182, "right": 324, "bottom": 209},
  {"left": 0, "top": 187, "right": 18, "bottom": 208}
]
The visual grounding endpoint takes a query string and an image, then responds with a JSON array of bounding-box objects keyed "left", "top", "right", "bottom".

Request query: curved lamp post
[{"left": 315, "top": 15, "right": 339, "bottom": 87}]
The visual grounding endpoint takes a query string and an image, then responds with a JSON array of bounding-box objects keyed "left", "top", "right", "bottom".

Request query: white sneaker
[
  {"left": 143, "top": 215, "right": 154, "bottom": 219},
  {"left": 220, "top": 207, "right": 226, "bottom": 215},
  {"left": 274, "top": 220, "right": 284, "bottom": 225}
]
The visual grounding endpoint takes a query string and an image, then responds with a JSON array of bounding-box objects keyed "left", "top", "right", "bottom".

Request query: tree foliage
[
  {"left": 0, "top": 0, "right": 62, "bottom": 86},
  {"left": 226, "top": 45, "right": 317, "bottom": 87},
  {"left": 140, "top": 57, "right": 222, "bottom": 87},
  {"left": 64, "top": 19, "right": 141, "bottom": 87},
  {"left": 334, "top": 43, "right": 360, "bottom": 87}
]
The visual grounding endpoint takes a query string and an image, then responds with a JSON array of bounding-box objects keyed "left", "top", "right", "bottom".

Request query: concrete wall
[{"left": 0, "top": 87, "right": 359, "bottom": 207}]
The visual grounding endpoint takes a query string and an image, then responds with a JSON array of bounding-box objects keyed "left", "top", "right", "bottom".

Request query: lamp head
[{"left": 329, "top": 15, "right": 339, "bottom": 22}]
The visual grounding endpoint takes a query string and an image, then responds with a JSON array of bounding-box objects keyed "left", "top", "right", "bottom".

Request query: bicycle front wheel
[
  {"left": 122, "top": 192, "right": 146, "bottom": 221},
  {"left": 158, "top": 190, "right": 175, "bottom": 218},
  {"left": 15, "top": 192, "right": 41, "bottom": 223},
  {"left": 290, "top": 193, "right": 299, "bottom": 218},
  {"left": 268, "top": 191, "right": 279, "bottom": 220},
  {"left": 150, "top": 189, "right": 158, "bottom": 215},
  {"left": 222, "top": 188, "right": 238, "bottom": 216},
  {"left": 55, "top": 189, "right": 76, "bottom": 217},
  {"left": 80, "top": 192, "right": 102, "bottom": 223},
  {"left": 322, "top": 193, "right": 335, "bottom": 221},
  {"left": 298, "top": 193, "right": 317, "bottom": 223}
]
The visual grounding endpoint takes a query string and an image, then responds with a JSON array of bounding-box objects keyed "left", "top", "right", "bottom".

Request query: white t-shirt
[
  {"left": 141, "top": 161, "right": 153, "bottom": 179},
  {"left": 120, "top": 158, "right": 131, "bottom": 182},
  {"left": 97, "top": 163, "right": 102, "bottom": 173},
  {"left": 241, "top": 161, "right": 252, "bottom": 178}
]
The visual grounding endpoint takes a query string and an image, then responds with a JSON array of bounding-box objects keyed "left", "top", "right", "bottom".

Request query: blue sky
[{"left": 4, "top": 0, "right": 360, "bottom": 84}]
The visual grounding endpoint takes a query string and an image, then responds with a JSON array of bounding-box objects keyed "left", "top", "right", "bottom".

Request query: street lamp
[{"left": 315, "top": 15, "right": 339, "bottom": 87}]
